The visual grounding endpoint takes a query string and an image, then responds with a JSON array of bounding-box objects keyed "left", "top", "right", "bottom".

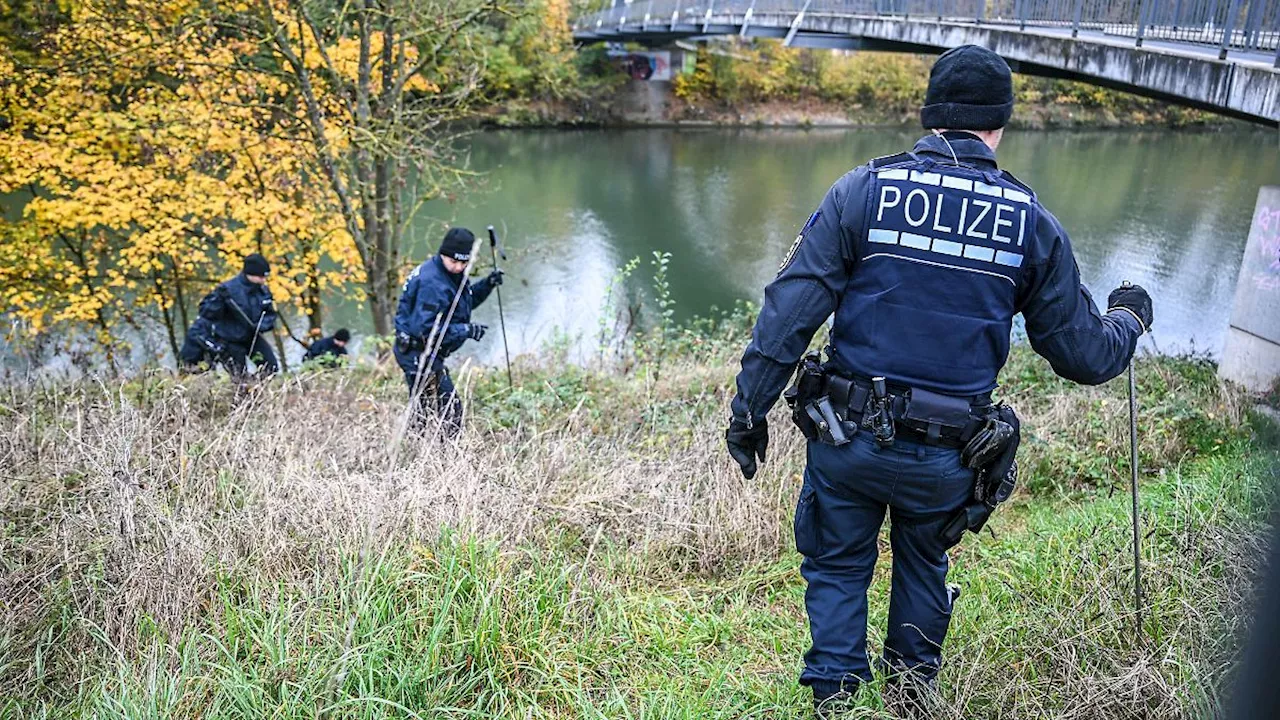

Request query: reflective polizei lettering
[{"left": 867, "top": 170, "right": 1030, "bottom": 279}]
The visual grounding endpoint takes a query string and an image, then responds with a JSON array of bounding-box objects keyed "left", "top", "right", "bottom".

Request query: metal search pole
[
  {"left": 487, "top": 226, "right": 514, "bottom": 389},
  {"left": 1124, "top": 280, "right": 1143, "bottom": 642}
]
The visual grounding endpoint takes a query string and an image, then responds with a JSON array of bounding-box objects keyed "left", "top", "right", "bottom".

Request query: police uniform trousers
[
  {"left": 393, "top": 344, "right": 462, "bottom": 435},
  {"left": 179, "top": 335, "right": 278, "bottom": 376},
  {"left": 796, "top": 430, "right": 974, "bottom": 697}
]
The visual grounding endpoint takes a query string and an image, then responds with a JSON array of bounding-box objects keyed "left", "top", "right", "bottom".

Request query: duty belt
[{"left": 819, "top": 374, "right": 993, "bottom": 449}]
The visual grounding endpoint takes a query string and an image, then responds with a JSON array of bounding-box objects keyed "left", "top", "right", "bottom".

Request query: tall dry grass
[{"left": 0, "top": 344, "right": 1271, "bottom": 718}]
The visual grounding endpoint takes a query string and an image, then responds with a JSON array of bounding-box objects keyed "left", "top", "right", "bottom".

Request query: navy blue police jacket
[
  {"left": 395, "top": 255, "right": 498, "bottom": 359},
  {"left": 732, "top": 132, "right": 1143, "bottom": 426},
  {"left": 196, "top": 273, "right": 277, "bottom": 346},
  {"left": 303, "top": 336, "right": 348, "bottom": 363}
]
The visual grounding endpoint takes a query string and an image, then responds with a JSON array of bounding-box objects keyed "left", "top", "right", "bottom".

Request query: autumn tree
[
  {"left": 484, "top": 0, "right": 577, "bottom": 100},
  {"left": 1, "top": 0, "right": 522, "bottom": 366},
  {"left": 205, "top": 0, "right": 511, "bottom": 337},
  {"left": 0, "top": 0, "right": 360, "bottom": 366}
]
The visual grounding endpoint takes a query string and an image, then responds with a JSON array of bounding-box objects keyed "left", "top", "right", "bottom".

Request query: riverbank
[
  {"left": 483, "top": 86, "right": 1244, "bottom": 130},
  {"left": 3, "top": 310, "right": 1276, "bottom": 717},
  {"left": 482, "top": 45, "right": 1246, "bottom": 131}
]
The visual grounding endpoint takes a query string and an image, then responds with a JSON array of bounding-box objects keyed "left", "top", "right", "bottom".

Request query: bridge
[{"left": 573, "top": 1, "right": 1280, "bottom": 127}]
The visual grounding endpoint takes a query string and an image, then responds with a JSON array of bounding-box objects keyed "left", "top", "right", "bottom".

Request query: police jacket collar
[{"left": 912, "top": 132, "right": 997, "bottom": 170}]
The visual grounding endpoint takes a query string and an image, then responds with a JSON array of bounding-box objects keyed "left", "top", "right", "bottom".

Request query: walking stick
[
  {"left": 1123, "top": 280, "right": 1143, "bottom": 641},
  {"left": 487, "top": 225, "right": 514, "bottom": 389}
]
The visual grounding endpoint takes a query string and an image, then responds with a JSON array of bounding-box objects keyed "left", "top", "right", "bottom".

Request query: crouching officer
[
  {"left": 303, "top": 328, "right": 351, "bottom": 367},
  {"left": 179, "top": 253, "right": 280, "bottom": 376},
  {"left": 394, "top": 228, "right": 503, "bottom": 434},
  {"left": 724, "top": 45, "right": 1153, "bottom": 715}
]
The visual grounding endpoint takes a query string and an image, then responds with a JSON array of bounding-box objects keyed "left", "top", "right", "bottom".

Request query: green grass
[
  {"left": 11, "top": 444, "right": 1269, "bottom": 719},
  {"left": 1, "top": 318, "right": 1275, "bottom": 718}
]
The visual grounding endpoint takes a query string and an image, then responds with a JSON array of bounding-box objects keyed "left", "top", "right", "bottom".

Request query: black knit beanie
[
  {"left": 243, "top": 253, "right": 270, "bottom": 277},
  {"left": 920, "top": 45, "right": 1014, "bottom": 131},
  {"left": 438, "top": 227, "right": 475, "bottom": 262},
  {"left": 334, "top": 328, "right": 351, "bottom": 343}
]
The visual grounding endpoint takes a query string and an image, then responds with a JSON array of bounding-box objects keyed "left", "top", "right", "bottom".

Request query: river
[
  {"left": 324, "top": 127, "right": 1276, "bottom": 366},
  {"left": 8, "top": 127, "right": 1279, "bottom": 373}
]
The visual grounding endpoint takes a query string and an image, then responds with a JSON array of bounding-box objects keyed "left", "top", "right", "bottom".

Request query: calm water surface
[
  {"left": 7, "top": 128, "right": 1276, "bottom": 373},
  {"left": 325, "top": 128, "right": 1277, "bottom": 366}
]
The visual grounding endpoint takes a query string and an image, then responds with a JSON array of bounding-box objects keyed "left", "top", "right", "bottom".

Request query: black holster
[
  {"left": 940, "top": 404, "right": 1021, "bottom": 547},
  {"left": 784, "top": 352, "right": 826, "bottom": 441}
]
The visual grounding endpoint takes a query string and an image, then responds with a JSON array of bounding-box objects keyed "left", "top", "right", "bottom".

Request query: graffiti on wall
[{"left": 1252, "top": 204, "right": 1280, "bottom": 292}]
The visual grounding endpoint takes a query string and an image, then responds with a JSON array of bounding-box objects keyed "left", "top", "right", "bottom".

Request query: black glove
[
  {"left": 395, "top": 331, "right": 416, "bottom": 354},
  {"left": 487, "top": 269, "right": 505, "bottom": 287},
  {"left": 726, "top": 418, "right": 769, "bottom": 480},
  {"left": 200, "top": 335, "right": 225, "bottom": 355},
  {"left": 1107, "top": 284, "right": 1153, "bottom": 333},
  {"left": 467, "top": 324, "right": 488, "bottom": 341}
]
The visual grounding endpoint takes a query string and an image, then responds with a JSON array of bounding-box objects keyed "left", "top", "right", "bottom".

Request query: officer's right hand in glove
[
  {"left": 1107, "top": 284, "right": 1154, "bottom": 333},
  {"left": 467, "top": 323, "right": 488, "bottom": 341},
  {"left": 726, "top": 417, "right": 768, "bottom": 480},
  {"left": 395, "top": 331, "right": 415, "bottom": 353},
  {"left": 487, "top": 269, "right": 505, "bottom": 287}
]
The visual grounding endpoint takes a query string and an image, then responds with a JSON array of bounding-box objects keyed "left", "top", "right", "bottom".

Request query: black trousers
[
  {"left": 179, "top": 334, "right": 278, "bottom": 376},
  {"left": 394, "top": 344, "right": 462, "bottom": 435}
]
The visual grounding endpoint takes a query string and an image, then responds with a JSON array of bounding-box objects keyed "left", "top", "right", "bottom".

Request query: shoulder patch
[
  {"left": 778, "top": 211, "right": 821, "bottom": 276},
  {"left": 871, "top": 152, "right": 917, "bottom": 170}
]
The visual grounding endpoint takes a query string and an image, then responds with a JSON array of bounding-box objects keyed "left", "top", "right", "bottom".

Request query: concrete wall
[{"left": 1221, "top": 186, "right": 1280, "bottom": 392}]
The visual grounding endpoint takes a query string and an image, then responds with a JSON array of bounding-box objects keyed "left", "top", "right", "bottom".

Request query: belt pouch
[{"left": 904, "top": 388, "right": 972, "bottom": 444}]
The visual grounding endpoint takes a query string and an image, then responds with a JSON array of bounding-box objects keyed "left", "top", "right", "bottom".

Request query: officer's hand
[
  {"left": 725, "top": 418, "right": 768, "bottom": 480},
  {"left": 395, "top": 331, "right": 414, "bottom": 353},
  {"left": 467, "top": 323, "right": 488, "bottom": 341},
  {"left": 487, "top": 269, "right": 505, "bottom": 287},
  {"left": 1107, "top": 284, "right": 1153, "bottom": 333}
]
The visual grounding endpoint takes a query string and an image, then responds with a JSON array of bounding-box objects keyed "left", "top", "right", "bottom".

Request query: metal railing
[{"left": 577, "top": 0, "right": 1280, "bottom": 63}]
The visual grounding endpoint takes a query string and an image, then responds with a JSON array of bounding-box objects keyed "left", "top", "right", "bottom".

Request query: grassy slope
[{"left": 1, "top": 323, "right": 1275, "bottom": 719}]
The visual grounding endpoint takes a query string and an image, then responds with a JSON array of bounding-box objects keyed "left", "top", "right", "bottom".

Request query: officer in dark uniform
[
  {"left": 179, "top": 253, "right": 280, "bottom": 376},
  {"left": 394, "top": 228, "right": 504, "bottom": 433},
  {"left": 303, "top": 328, "right": 351, "bottom": 366},
  {"left": 724, "top": 46, "right": 1153, "bottom": 713}
]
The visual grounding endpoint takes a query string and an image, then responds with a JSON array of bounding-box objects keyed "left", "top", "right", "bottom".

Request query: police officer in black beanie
[
  {"left": 726, "top": 45, "right": 1152, "bottom": 716},
  {"left": 393, "top": 227, "right": 504, "bottom": 434},
  {"left": 179, "top": 253, "right": 279, "bottom": 376},
  {"left": 303, "top": 328, "right": 352, "bottom": 367}
]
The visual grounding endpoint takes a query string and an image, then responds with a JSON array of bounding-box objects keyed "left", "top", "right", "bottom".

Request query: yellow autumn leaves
[{"left": 0, "top": 0, "right": 364, "bottom": 352}]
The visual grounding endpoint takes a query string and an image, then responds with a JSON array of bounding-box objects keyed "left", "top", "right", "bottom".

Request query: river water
[
  {"left": 325, "top": 127, "right": 1274, "bottom": 366},
  {"left": 7, "top": 127, "right": 1278, "bottom": 373}
]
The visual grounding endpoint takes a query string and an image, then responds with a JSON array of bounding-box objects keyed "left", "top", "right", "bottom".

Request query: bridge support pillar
[{"left": 1220, "top": 186, "right": 1280, "bottom": 392}]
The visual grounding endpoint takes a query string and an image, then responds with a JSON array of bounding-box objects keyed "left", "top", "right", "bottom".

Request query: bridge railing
[
  {"left": 576, "top": 0, "right": 1279, "bottom": 59},
  {"left": 980, "top": 0, "right": 1279, "bottom": 54}
]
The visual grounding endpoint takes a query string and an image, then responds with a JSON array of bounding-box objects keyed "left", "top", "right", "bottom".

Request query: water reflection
[{"left": 325, "top": 128, "right": 1276, "bottom": 364}]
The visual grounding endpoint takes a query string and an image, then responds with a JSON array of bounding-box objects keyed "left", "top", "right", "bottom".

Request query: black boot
[
  {"left": 812, "top": 680, "right": 861, "bottom": 719},
  {"left": 882, "top": 671, "right": 941, "bottom": 718}
]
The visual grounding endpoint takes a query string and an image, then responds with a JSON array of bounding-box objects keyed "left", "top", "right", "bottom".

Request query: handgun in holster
[
  {"left": 784, "top": 351, "right": 852, "bottom": 445},
  {"left": 940, "top": 404, "right": 1021, "bottom": 547}
]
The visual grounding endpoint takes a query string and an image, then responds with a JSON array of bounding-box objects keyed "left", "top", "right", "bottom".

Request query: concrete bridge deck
[{"left": 575, "top": 1, "right": 1280, "bottom": 126}]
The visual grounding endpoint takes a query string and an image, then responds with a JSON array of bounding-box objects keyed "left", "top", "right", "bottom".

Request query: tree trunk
[
  {"left": 367, "top": 274, "right": 392, "bottom": 336},
  {"left": 273, "top": 327, "right": 289, "bottom": 372},
  {"left": 305, "top": 253, "right": 323, "bottom": 333},
  {"left": 156, "top": 270, "right": 179, "bottom": 360},
  {"left": 174, "top": 266, "right": 189, "bottom": 335}
]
